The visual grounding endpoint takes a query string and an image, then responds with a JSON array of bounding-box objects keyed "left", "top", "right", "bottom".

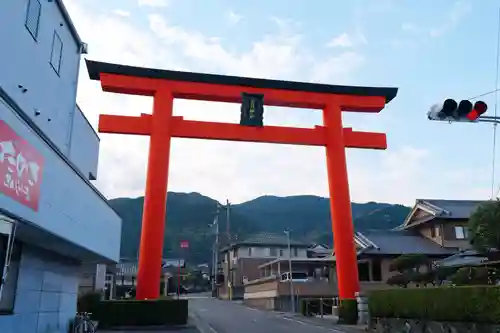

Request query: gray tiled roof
[
  {"left": 358, "top": 230, "right": 455, "bottom": 256},
  {"left": 238, "top": 232, "right": 310, "bottom": 247},
  {"left": 437, "top": 249, "right": 486, "bottom": 267},
  {"left": 417, "top": 199, "right": 489, "bottom": 219}
]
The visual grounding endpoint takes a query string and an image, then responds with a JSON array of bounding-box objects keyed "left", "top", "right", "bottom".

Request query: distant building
[
  {"left": 218, "top": 232, "right": 311, "bottom": 300},
  {"left": 92, "top": 257, "right": 187, "bottom": 299},
  {"left": 0, "top": 0, "right": 121, "bottom": 332}
]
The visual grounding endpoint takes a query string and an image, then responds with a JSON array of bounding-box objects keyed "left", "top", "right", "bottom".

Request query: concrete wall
[
  {"left": 0, "top": 0, "right": 99, "bottom": 181},
  {"left": 0, "top": 244, "right": 81, "bottom": 333},
  {"left": 0, "top": 0, "right": 81, "bottom": 155},
  {"left": 0, "top": 99, "right": 121, "bottom": 262},
  {"left": 67, "top": 105, "right": 100, "bottom": 180}
]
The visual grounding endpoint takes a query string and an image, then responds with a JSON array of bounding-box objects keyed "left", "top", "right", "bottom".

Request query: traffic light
[
  {"left": 240, "top": 93, "right": 264, "bottom": 127},
  {"left": 428, "top": 99, "right": 487, "bottom": 122}
]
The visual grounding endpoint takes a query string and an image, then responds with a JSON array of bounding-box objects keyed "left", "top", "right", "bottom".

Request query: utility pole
[
  {"left": 284, "top": 229, "right": 295, "bottom": 313},
  {"left": 226, "top": 199, "right": 231, "bottom": 244},
  {"left": 210, "top": 206, "right": 220, "bottom": 297},
  {"left": 225, "top": 199, "right": 232, "bottom": 300}
]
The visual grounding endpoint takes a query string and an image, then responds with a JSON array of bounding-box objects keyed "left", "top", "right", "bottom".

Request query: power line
[
  {"left": 467, "top": 88, "right": 500, "bottom": 101},
  {"left": 492, "top": 7, "right": 500, "bottom": 198}
]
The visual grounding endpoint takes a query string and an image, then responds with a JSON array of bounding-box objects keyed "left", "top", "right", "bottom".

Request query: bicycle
[{"left": 73, "top": 312, "right": 97, "bottom": 333}]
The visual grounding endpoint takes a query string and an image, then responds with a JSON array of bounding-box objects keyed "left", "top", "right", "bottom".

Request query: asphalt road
[{"left": 188, "top": 295, "right": 347, "bottom": 333}]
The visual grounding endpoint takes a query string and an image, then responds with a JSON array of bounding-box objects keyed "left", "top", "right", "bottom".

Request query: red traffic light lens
[{"left": 474, "top": 101, "right": 487, "bottom": 115}]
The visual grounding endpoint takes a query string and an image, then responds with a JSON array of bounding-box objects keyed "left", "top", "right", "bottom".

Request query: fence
[{"left": 300, "top": 297, "right": 340, "bottom": 317}]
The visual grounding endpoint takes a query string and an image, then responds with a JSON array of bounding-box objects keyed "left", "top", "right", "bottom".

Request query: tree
[
  {"left": 389, "top": 254, "right": 429, "bottom": 273},
  {"left": 387, "top": 254, "right": 430, "bottom": 288},
  {"left": 468, "top": 200, "right": 500, "bottom": 253}
]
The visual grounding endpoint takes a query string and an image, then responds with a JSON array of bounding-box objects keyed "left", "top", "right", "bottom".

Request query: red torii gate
[{"left": 85, "top": 60, "right": 398, "bottom": 300}]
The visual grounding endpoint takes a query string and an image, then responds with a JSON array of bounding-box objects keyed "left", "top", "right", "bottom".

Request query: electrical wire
[
  {"left": 492, "top": 7, "right": 500, "bottom": 199},
  {"left": 467, "top": 88, "right": 500, "bottom": 101}
]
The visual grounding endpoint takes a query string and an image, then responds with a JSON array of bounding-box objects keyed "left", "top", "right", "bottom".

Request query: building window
[
  {"left": 25, "top": 0, "right": 41, "bottom": 40},
  {"left": 293, "top": 248, "right": 298, "bottom": 257},
  {"left": 50, "top": 31, "right": 63, "bottom": 75},
  {"left": 247, "top": 247, "right": 252, "bottom": 257},
  {"left": 279, "top": 249, "right": 284, "bottom": 257},
  {"left": 0, "top": 236, "right": 21, "bottom": 313},
  {"left": 430, "top": 225, "right": 436, "bottom": 238},
  {"left": 371, "top": 259, "right": 382, "bottom": 282},
  {"left": 358, "top": 262, "right": 370, "bottom": 282},
  {"left": 454, "top": 226, "right": 468, "bottom": 240},
  {"left": 269, "top": 247, "right": 277, "bottom": 256}
]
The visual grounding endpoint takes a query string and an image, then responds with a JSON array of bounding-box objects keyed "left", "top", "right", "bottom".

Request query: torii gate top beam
[{"left": 86, "top": 60, "right": 398, "bottom": 112}]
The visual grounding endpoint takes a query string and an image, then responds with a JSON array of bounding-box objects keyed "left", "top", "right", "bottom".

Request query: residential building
[
  {"left": 241, "top": 199, "right": 486, "bottom": 311},
  {"left": 218, "top": 232, "right": 311, "bottom": 300},
  {"left": 0, "top": 1, "right": 122, "bottom": 332},
  {"left": 245, "top": 229, "right": 454, "bottom": 311},
  {"left": 307, "top": 244, "right": 332, "bottom": 258},
  {"left": 396, "top": 199, "right": 487, "bottom": 250}
]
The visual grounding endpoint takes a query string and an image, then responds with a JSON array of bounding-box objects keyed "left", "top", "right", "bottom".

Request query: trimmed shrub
[
  {"left": 91, "top": 299, "right": 188, "bottom": 328},
  {"left": 77, "top": 291, "right": 102, "bottom": 312},
  {"left": 338, "top": 299, "right": 358, "bottom": 325},
  {"left": 369, "top": 286, "right": 500, "bottom": 324},
  {"left": 450, "top": 267, "right": 498, "bottom": 286}
]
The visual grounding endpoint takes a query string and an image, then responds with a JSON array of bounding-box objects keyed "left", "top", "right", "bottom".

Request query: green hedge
[
  {"left": 338, "top": 299, "right": 358, "bottom": 324},
  {"left": 369, "top": 286, "right": 500, "bottom": 324},
  {"left": 78, "top": 294, "right": 188, "bottom": 328}
]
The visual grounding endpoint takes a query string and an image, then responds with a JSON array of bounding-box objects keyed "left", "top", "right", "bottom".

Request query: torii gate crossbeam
[{"left": 85, "top": 60, "right": 398, "bottom": 301}]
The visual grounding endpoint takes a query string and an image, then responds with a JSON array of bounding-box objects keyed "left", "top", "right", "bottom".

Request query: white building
[{"left": 0, "top": 1, "right": 122, "bottom": 332}]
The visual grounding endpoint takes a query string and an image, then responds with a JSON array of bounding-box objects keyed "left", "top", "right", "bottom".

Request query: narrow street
[{"left": 188, "top": 295, "right": 347, "bottom": 333}]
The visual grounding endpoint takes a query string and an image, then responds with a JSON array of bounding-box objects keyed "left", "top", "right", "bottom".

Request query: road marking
[
  {"left": 246, "top": 307, "right": 260, "bottom": 312},
  {"left": 282, "top": 316, "right": 344, "bottom": 332},
  {"left": 189, "top": 312, "right": 218, "bottom": 333},
  {"left": 283, "top": 317, "right": 306, "bottom": 325}
]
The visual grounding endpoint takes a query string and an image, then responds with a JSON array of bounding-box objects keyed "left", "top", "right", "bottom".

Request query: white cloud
[
  {"left": 327, "top": 32, "right": 367, "bottom": 48},
  {"left": 310, "top": 52, "right": 365, "bottom": 84},
  {"left": 429, "top": 0, "right": 471, "bottom": 38},
  {"left": 226, "top": 10, "right": 242, "bottom": 25},
  {"left": 62, "top": 0, "right": 429, "bottom": 206},
  {"left": 395, "top": 0, "right": 471, "bottom": 45},
  {"left": 137, "top": 0, "right": 169, "bottom": 7},
  {"left": 112, "top": 9, "right": 130, "bottom": 17}
]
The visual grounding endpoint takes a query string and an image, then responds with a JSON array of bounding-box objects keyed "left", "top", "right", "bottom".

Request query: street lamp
[{"left": 284, "top": 229, "right": 295, "bottom": 313}]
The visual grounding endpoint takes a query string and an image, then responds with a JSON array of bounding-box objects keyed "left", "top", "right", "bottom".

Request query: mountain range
[{"left": 109, "top": 192, "right": 411, "bottom": 264}]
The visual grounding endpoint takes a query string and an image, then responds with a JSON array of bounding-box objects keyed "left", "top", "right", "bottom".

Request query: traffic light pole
[
  {"left": 476, "top": 116, "right": 500, "bottom": 124},
  {"left": 430, "top": 116, "right": 500, "bottom": 125}
]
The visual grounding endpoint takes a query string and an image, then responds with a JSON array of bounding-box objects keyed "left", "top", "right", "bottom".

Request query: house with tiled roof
[
  {"left": 218, "top": 232, "right": 311, "bottom": 300},
  {"left": 325, "top": 199, "right": 489, "bottom": 286},
  {"left": 397, "top": 199, "right": 488, "bottom": 250}
]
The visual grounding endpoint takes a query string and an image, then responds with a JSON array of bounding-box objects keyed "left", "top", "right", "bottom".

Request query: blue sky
[{"left": 66, "top": 0, "right": 500, "bottom": 206}]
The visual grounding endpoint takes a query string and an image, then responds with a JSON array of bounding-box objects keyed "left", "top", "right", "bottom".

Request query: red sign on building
[
  {"left": 0, "top": 120, "right": 44, "bottom": 211},
  {"left": 180, "top": 240, "right": 189, "bottom": 249}
]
